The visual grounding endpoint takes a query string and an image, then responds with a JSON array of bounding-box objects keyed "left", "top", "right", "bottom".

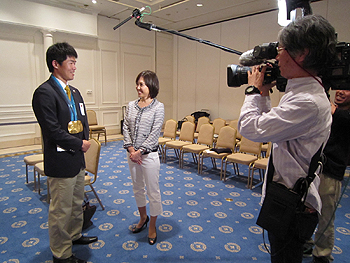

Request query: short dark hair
[
  {"left": 136, "top": 70, "right": 159, "bottom": 98},
  {"left": 278, "top": 15, "right": 337, "bottom": 74},
  {"left": 46, "top": 42, "right": 78, "bottom": 73}
]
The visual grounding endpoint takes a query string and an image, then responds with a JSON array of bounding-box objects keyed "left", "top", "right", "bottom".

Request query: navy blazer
[{"left": 32, "top": 75, "right": 89, "bottom": 178}]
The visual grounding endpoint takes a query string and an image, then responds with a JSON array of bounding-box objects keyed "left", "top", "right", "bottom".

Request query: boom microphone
[
  {"left": 238, "top": 49, "right": 265, "bottom": 66},
  {"left": 113, "top": 7, "right": 146, "bottom": 30}
]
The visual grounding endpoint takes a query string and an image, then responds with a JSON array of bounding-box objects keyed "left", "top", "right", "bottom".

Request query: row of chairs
[
  {"left": 159, "top": 118, "right": 271, "bottom": 189},
  {"left": 177, "top": 116, "right": 227, "bottom": 140},
  {"left": 23, "top": 138, "right": 104, "bottom": 210}
]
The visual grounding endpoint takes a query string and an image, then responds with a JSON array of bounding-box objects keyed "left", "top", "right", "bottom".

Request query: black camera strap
[
  {"left": 266, "top": 143, "right": 323, "bottom": 190},
  {"left": 262, "top": 143, "right": 323, "bottom": 255}
]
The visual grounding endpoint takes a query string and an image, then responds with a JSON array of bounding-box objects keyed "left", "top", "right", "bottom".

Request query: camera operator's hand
[{"left": 248, "top": 65, "right": 275, "bottom": 96}]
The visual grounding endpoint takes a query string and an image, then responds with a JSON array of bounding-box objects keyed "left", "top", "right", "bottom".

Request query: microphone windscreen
[{"left": 239, "top": 49, "right": 264, "bottom": 66}]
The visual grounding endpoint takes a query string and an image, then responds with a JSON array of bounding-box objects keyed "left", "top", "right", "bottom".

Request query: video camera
[
  {"left": 227, "top": 41, "right": 350, "bottom": 91},
  {"left": 322, "top": 42, "right": 350, "bottom": 90}
]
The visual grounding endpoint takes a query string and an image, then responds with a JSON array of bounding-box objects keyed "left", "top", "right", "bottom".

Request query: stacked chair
[{"left": 179, "top": 123, "right": 214, "bottom": 173}]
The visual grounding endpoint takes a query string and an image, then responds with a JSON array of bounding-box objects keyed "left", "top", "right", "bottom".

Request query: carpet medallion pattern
[{"left": 1, "top": 140, "right": 349, "bottom": 262}]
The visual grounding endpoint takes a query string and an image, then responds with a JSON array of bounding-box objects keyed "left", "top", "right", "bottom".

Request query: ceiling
[{"left": 24, "top": 0, "right": 280, "bottom": 31}]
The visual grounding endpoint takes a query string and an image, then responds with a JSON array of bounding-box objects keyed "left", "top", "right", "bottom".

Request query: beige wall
[
  {"left": 174, "top": 0, "right": 350, "bottom": 121},
  {"left": 0, "top": 0, "right": 349, "bottom": 148},
  {"left": 0, "top": 0, "right": 173, "bottom": 148}
]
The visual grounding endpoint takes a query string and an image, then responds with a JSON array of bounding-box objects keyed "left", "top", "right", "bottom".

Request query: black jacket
[
  {"left": 323, "top": 108, "right": 350, "bottom": 181},
  {"left": 32, "top": 75, "right": 89, "bottom": 178}
]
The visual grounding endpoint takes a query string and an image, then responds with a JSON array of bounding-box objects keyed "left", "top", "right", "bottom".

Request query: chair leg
[
  {"left": 174, "top": 149, "right": 179, "bottom": 159},
  {"left": 164, "top": 147, "right": 167, "bottom": 163},
  {"left": 234, "top": 163, "right": 239, "bottom": 176},
  {"left": 179, "top": 150, "right": 183, "bottom": 168},
  {"left": 222, "top": 159, "right": 228, "bottom": 181},
  {"left": 38, "top": 171, "right": 41, "bottom": 195},
  {"left": 104, "top": 132, "right": 107, "bottom": 145},
  {"left": 90, "top": 185, "right": 104, "bottom": 210},
  {"left": 34, "top": 168, "right": 37, "bottom": 191},
  {"left": 25, "top": 164, "right": 29, "bottom": 184},
  {"left": 209, "top": 157, "right": 215, "bottom": 169},
  {"left": 197, "top": 153, "right": 202, "bottom": 174},
  {"left": 247, "top": 164, "right": 253, "bottom": 189},
  {"left": 160, "top": 146, "right": 164, "bottom": 163},
  {"left": 191, "top": 153, "right": 197, "bottom": 164}
]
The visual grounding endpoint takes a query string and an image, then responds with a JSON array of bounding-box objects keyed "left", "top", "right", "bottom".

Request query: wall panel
[
  {"left": 101, "top": 50, "right": 119, "bottom": 104},
  {"left": 176, "top": 29, "right": 197, "bottom": 120}
]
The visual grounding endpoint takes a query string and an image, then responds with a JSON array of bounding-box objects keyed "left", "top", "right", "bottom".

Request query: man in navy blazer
[{"left": 32, "top": 42, "right": 97, "bottom": 263}]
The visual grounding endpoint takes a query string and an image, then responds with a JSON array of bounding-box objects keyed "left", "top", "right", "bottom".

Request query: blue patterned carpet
[{"left": 1, "top": 140, "right": 350, "bottom": 263}]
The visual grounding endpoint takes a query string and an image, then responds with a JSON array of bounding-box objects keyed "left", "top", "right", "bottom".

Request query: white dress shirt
[{"left": 238, "top": 77, "right": 331, "bottom": 213}]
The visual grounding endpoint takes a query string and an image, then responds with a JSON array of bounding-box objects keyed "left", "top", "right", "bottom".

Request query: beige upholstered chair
[
  {"left": 249, "top": 142, "right": 272, "bottom": 189},
  {"left": 193, "top": 116, "right": 210, "bottom": 139},
  {"left": 212, "top": 118, "right": 226, "bottom": 144},
  {"left": 199, "top": 126, "right": 237, "bottom": 179},
  {"left": 158, "top": 119, "right": 177, "bottom": 162},
  {"left": 84, "top": 138, "right": 104, "bottom": 210},
  {"left": 185, "top": 115, "right": 195, "bottom": 123},
  {"left": 176, "top": 115, "right": 196, "bottom": 137},
  {"left": 165, "top": 121, "right": 195, "bottom": 163},
  {"left": 87, "top": 110, "right": 107, "bottom": 145},
  {"left": 212, "top": 118, "right": 226, "bottom": 135},
  {"left": 228, "top": 120, "right": 242, "bottom": 148},
  {"left": 33, "top": 162, "right": 50, "bottom": 203},
  {"left": 24, "top": 153, "right": 43, "bottom": 190},
  {"left": 179, "top": 123, "right": 214, "bottom": 172},
  {"left": 260, "top": 142, "right": 270, "bottom": 157},
  {"left": 222, "top": 136, "right": 262, "bottom": 183}
]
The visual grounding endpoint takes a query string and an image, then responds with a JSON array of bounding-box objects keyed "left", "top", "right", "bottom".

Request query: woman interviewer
[{"left": 123, "top": 70, "right": 164, "bottom": 245}]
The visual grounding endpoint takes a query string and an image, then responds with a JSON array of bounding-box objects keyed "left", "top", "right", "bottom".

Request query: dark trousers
[{"left": 268, "top": 211, "right": 318, "bottom": 263}]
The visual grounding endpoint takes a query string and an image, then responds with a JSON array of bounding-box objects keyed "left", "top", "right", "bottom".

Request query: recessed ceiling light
[
  {"left": 92, "top": 0, "right": 97, "bottom": 4},
  {"left": 197, "top": 3, "right": 203, "bottom": 7}
]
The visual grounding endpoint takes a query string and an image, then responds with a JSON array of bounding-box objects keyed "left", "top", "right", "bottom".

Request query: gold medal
[{"left": 68, "top": 120, "right": 83, "bottom": 134}]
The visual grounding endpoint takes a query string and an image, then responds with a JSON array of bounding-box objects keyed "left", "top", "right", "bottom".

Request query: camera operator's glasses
[{"left": 277, "top": 47, "right": 286, "bottom": 54}]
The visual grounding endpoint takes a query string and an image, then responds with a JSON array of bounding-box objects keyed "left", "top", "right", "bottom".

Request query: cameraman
[{"left": 238, "top": 15, "right": 337, "bottom": 263}]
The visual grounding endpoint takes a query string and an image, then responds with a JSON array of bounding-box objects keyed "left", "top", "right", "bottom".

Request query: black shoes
[
  {"left": 72, "top": 236, "right": 98, "bottom": 245},
  {"left": 132, "top": 215, "right": 157, "bottom": 245},
  {"left": 53, "top": 255, "right": 86, "bottom": 263},
  {"left": 148, "top": 231, "right": 157, "bottom": 245},
  {"left": 312, "top": 256, "right": 330, "bottom": 263},
  {"left": 132, "top": 215, "right": 149, "bottom": 233}
]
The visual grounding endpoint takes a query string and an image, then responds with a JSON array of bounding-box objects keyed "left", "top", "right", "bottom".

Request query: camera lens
[{"left": 227, "top": 64, "right": 251, "bottom": 87}]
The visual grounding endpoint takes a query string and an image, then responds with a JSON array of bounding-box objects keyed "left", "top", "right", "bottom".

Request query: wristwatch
[
  {"left": 245, "top": 85, "right": 260, "bottom": 95},
  {"left": 139, "top": 148, "right": 145, "bottom": 155}
]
